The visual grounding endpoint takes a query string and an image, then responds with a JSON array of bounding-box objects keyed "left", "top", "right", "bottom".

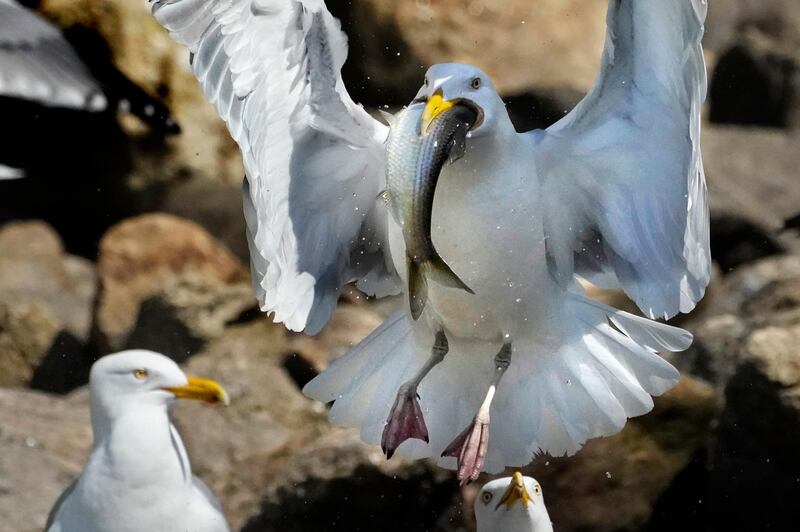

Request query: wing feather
[
  {"left": 151, "top": 0, "right": 399, "bottom": 334},
  {"left": 533, "top": 0, "right": 710, "bottom": 319}
]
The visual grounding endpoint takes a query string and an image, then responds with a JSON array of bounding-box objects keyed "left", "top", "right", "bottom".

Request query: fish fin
[
  {"left": 377, "top": 189, "right": 390, "bottom": 204},
  {"left": 408, "top": 259, "right": 428, "bottom": 320},
  {"left": 447, "top": 127, "right": 468, "bottom": 165},
  {"left": 425, "top": 252, "right": 474, "bottom": 294}
]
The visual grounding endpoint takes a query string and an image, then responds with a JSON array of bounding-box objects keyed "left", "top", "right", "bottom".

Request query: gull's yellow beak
[
  {"left": 165, "top": 376, "right": 230, "bottom": 406},
  {"left": 422, "top": 92, "right": 459, "bottom": 135},
  {"left": 496, "top": 472, "right": 533, "bottom": 510}
]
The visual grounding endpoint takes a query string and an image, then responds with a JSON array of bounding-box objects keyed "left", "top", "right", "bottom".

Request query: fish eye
[
  {"left": 481, "top": 491, "right": 493, "bottom": 505},
  {"left": 470, "top": 77, "right": 482, "bottom": 90},
  {"left": 133, "top": 369, "right": 148, "bottom": 380}
]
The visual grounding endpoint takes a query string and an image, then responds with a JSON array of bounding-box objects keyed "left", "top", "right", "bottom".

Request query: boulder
[
  {"left": 701, "top": 255, "right": 800, "bottom": 323},
  {"left": 39, "top": 0, "right": 245, "bottom": 187},
  {"left": 672, "top": 253, "right": 800, "bottom": 530},
  {"left": 159, "top": 178, "right": 249, "bottom": 262},
  {"left": 94, "top": 214, "right": 251, "bottom": 354},
  {"left": 240, "top": 430, "right": 463, "bottom": 532},
  {"left": 709, "top": 32, "right": 799, "bottom": 128},
  {"left": 0, "top": 387, "right": 91, "bottom": 532},
  {"left": 0, "top": 302, "right": 60, "bottom": 388},
  {"left": 0, "top": 222, "right": 96, "bottom": 391},
  {"left": 706, "top": 0, "right": 800, "bottom": 54},
  {"left": 509, "top": 377, "right": 719, "bottom": 532},
  {"left": 703, "top": 125, "right": 800, "bottom": 234},
  {"left": 336, "top": 0, "right": 608, "bottom": 100},
  {"left": 0, "top": 222, "right": 96, "bottom": 342},
  {"left": 709, "top": 322, "right": 800, "bottom": 530}
]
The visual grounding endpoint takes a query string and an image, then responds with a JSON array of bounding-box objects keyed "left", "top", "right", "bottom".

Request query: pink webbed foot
[
  {"left": 381, "top": 384, "right": 429, "bottom": 459},
  {"left": 441, "top": 414, "right": 490, "bottom": 485}
]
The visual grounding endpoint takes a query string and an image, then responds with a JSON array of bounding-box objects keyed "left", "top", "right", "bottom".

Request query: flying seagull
[
  {"left": 0, "top": 0, "right": 180, "bottom": 180},
  {"left": 0, "top": 0, "right": 105, "bottom": 180},
  {"left": 46, "top": 350, "right": 230, "bottom": 532},
  {"left": 0, "top": 0, "right": 106, "bottom": 111},
  {"left": 475, "top": 472, "right": 553, "bottom": 532},
  {"left": 150, "top": 0, "right": 710, "bottom": 482}
]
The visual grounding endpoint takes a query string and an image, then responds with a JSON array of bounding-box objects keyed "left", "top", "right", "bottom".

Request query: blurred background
[{"left": 1, "top": 0, "right": 799, "bottom": 530}]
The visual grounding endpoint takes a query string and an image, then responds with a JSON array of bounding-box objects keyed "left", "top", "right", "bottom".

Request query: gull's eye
[
  {"left": 481, "top": 491, "right": 493, "bottom": 505},
  {"left": 471, "top": 77, "right": 482, "bottom": 90},
  {"left": 133, "top": 369, "right": 148, "bottom": 380},
  {"left": 534, "top": 484, "right": 541, "bottom": 495},
  {"left": 424, "top": 76, "right": 429, "bottom": 87}
]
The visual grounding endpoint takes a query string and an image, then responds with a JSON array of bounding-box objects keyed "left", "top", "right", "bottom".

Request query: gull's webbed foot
[
  {"left": 381, "top": 383, "right": 429, "bottom": 459},
  {"left": 441, "top": 411, "right": 490, "bottom": 485}
]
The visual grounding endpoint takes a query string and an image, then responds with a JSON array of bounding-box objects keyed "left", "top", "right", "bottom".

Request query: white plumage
[
  {"left": 150, "top": 0, "right": 710, "bottom": 479},
  {"left": 0, "top": 0, "right": 106, "bottom": 111},
  {"left": 46, "top": 350, "right": 230, "bottom": 532}
]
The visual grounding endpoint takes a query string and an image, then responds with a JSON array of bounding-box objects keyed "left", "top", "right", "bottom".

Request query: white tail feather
[{"left": 304, "top": 294, "right": 686, "bottom": 473}]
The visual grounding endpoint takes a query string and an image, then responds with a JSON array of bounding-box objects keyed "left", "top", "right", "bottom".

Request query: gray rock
[
  {"left": 709, "top": 31, "right": 800, "bottom": 128},
  {"left": 517, "top": 378, "right": 719, "bottom": 532},
  {"left": 703, "top": 125, "right": 800, "bottom": 234},
  {"left": 0, "top": 301, "right": 60, "bottom": 388},
  {"left": 706, "top": 0, "right": 800, "bottom": 54},
  {"left": 94, "top": 213, "right": 250, "bottom": 353},
  {"left": 159, "top": 179, "right": 249, "bottom": 263},
  {"left": 0, "top": 387, "right": 90, "bottom": 532},
  {"left": 673, "top": 253, "right": 800, "bottom": 529},
  {"left": 0, "top": 221, "right": 96, "bottom": 342},
  {"left": 240, "top": 430, "right": 463, "bottom": 532},
  {"left": 709, "top": 321, "right": 800, "bottom": 529},
  {"left": 0, "top": 222, "right": 97, "bottom": 391}
]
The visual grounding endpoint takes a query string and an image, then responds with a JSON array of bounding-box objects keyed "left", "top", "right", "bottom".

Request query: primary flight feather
[{"left": 150, "top": 0, "right": 710, "bottom": 482}]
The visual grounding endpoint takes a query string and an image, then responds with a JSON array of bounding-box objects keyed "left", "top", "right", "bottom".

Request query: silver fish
[{"left": 385, "top": 102, "right": 478, "bottom": 320}]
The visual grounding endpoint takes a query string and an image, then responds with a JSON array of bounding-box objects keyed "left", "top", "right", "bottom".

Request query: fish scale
[{"left": 385, "top": 102, "right": 478, "bottom": 320}]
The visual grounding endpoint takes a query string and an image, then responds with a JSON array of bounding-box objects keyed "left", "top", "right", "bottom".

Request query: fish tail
[
  {"left": 407, "top": 258, "right": 428, "bottom": 320},
  {"left": 426, "top": 251, "right": 474, "bottom": 295}
]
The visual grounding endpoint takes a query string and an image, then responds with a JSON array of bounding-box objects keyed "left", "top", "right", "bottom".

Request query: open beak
[
  {"left": 165, "top": 376, "right": 230, "bottom": 406},
  {"left": 422, "top": 92, "right": 459, "bottom": 135},
  {"left": 496, "top": 472, "right": 533, "bottom": 510}
]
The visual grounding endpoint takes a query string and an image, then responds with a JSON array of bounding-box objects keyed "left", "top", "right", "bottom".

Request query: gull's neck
[{"left": 89, "top": 402, "right": 192, "bottom": 487}]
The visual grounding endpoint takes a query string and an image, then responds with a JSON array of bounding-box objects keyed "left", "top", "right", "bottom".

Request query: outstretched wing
[
  {"left": 151, "top": 0, "right": 399, "bottom": 334},
  {"left": 532, "top": 0, "right": 710, "bottom": 320},
  {"left": 0, "top": 0, "right": 105, "bottom": 111}
]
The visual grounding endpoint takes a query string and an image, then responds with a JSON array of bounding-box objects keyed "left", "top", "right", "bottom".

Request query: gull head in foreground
[
  {"left": 46, "top": 350, "right": 230, "bottom": 532},
  {"left": 475, "top": 472, "right": 553, "bottom": 532},
  {"left": 151, "top": 0, "right": 710, "bottom": 484}
]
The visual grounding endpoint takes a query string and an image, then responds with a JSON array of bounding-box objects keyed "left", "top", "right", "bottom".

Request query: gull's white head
[
  {"left": 414, "top": 63, "right": 507, "bottom": 139},
  {"left": 89, "top": 350, "right": 229, "bottom": 429},
  {"left": 474, "top": 472, "right": 553, "bottom": 532}
]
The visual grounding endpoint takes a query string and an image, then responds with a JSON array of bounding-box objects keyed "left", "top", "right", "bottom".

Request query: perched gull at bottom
[
  {"left": 45, "top": 350, "right": 230, "bottom": 532},
  {"left": 475, "top": 473, "right": 553, "bottom": 532}
]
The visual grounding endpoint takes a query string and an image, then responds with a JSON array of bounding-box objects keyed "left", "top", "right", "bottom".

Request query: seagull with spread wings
[{"left": 150, "top": 0, "right": 710, "bottom": 483}]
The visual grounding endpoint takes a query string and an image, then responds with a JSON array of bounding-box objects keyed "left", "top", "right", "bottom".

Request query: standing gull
[
  {"left": 475, "top": 473, "right": 553, "bottom": 532},
  {"left": 46, "top": 350, "right": 230, "bottom": 532},
  {"left": 150, "top": 0, "right": 710, "bottom": 482}
]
